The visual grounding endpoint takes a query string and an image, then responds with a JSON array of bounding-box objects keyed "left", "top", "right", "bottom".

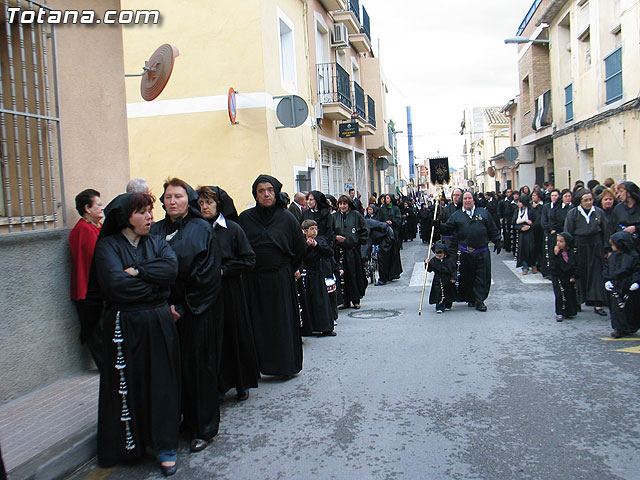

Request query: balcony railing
[
  {"left": 361, "top": 5, "right": 370, "bottom": 41},
  {"left": 367, "top": 95, "right": 376, "bottom": 127},
  {"left": 348, "top": 0, "right": 360, "bottom": 23},
  {"left": 317, "top": 63, "right": 352, "bottom": 109},
  {"left": 353, "top": 81, "right": 365, "bottom": 119}
]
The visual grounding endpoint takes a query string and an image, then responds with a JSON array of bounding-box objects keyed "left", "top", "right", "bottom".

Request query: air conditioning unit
[
  {"left": 332, "top": 23, "right": 349, "bottom": 47},
  {"left": 314, "top": 103, "right": 323, "bottom": 120}
]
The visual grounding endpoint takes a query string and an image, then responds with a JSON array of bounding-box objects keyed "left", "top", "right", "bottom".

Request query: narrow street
[{"left": 69, "top": 240, "right": 640, "bottom": 480}]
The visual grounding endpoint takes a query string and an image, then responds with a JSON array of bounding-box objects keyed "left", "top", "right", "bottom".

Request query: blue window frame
[
  {"left": 565, "top": 84, "right": 574, "bottom": 122},
  {"left": 604, "top": 47, "right": 622, "bottom": 104}
]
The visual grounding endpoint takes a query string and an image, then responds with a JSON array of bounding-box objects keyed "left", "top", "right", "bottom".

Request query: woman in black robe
[
  {"left": 238, "top": 175, "right": 306, "bottom": 378},
  {"left": 530, "top": 191, "right": 545, "bottom": 273},
  {"left": 418, "top": 203, "right": 433, "bottom": 243},
  {"left": 514, "top": 195, "right": 538, "bottom": 274},
  {"left": 197, "top": 186, "right": 260, "bottom": 402},
  {"left": 94, "top": 193, "right": 180, "bottom": 476},
  {"left": 150, "top": 178, "right": 222, "bottom": 453},
  {"left": 599, "top": 188, "right": 617, "bottom": 237},
  {"left": 333, "top": 195, "right": 369, "bottom": 308},
  {"left": 375, "top": 194, "right": 403, "bottom": 280},
  {"left": 303, "top": 190, "right": 335, "bottom": 245},
  {"left": 564, "top": 189, "right": 608, "bottom": 316}
]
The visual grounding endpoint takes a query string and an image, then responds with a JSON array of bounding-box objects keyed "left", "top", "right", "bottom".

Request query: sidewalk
[{"left": 0, "top": 373, "right": 99, "bottom": 480}]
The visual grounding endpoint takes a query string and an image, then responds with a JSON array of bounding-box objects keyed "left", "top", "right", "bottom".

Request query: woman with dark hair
[
  {"left": 400, "top": 201, "right": 411, "bottom": 243},
  {"left": 69, "top": 188, "right": 104, "bottom": 370},
  {"left": 151, "top": 178, "right": 222, "bottom": 453},
  {"left": 94, "top": 192, "right": 180, "bottom": 476},
  {"left": 375, "top": 194, "right": 403, "bottom": 282},
  {"left": 303, "top": 190, "right": 335, "bottom": 244},
  {"left": 520, "top": 185, "right": 531, "bottom": 196},
  {"left": 325, "top": 194, "right": 338, "bottom": 212},
  {"left": 196, "top": 186, "right": 259, "bottom": 402},
  {"left": 612, "top": 181, "right": 640, "bottom": 251},
  {"left": 555, "top": 189, "right": 574, "bottom": 228},
  {"left": 564, "top": 189, "right": 609, "bottom": 316},
  {"left": 573, "top": 180, "right": 585, "bottom": 193},
  {"left": 514, "top": 195, "right": 538, "bottom": 274},
  {"left": 333, "top": 195, "right": 368, "bottom": 308},
  {"left": 530, "top": 190, "right": 545, "bottom": 273}
]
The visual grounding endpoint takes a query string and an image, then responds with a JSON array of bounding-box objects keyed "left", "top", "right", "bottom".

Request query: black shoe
[
  {"left": 611, "top": 330, "right": 626, "bottom": 338},
  {"left": 352, "top": 304, "right": 361, "bottom": 309},
  {"left": 338, "top": 304, "right": 349, "bottom": 310},
  {"left": 321, "top": 331, "right": 337, "bottom": 336},
  {"left": 161, "top": 463, "right": 177, "bottom": 477},
  {"left": 375, "top": 281, "right": 386, "bottom": 286},
  {"left": 467, "top": 301, "right": 476, "bottom": 308},
  {"left": 236, "top": 390, "right": 249, "bottom": 401},
  {"left": 476, "top": 302, "right": 487, "bottom": 312},
  {"left": 594, "top": 307, "right": 607, "bottom": 317},
  {"left": 190, "top": 438, "right": 209, "bottom": 452}
]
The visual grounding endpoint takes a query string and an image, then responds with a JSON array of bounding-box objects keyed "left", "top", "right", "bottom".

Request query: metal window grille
[
  {"left": 0, "top": 0, "right": 61, "bottom": 233},
  {"left": 367, "top": 95, "right": 375, "bottom": 127},
  {"left": 352, "top": 80, "right": 365, "bottom": 119},
  {"left": 604, "top": 47, "right": 622, "bottom": 104},
  {"left": 564, "top": 84, "right": 573, "bottom": 122}
]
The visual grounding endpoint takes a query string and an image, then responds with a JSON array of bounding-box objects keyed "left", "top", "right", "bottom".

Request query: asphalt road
[{"left": 68, "top": 240, "right": 640, "bottom": 480}]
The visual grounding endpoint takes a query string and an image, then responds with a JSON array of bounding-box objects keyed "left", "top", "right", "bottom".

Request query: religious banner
[{"left": 429, "top": 156, "right": 450, "bottom": 185}]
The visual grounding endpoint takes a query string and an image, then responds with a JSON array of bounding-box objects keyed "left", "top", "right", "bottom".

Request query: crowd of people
[
  {"left": 68, "top": 177, "right": 412, "bottom": 476},
  {"left": 66, "top": 173, "right": 639, "bottom": 476},
  {"left": 422, "top": 179, "right": 640, "bottom": 338}
]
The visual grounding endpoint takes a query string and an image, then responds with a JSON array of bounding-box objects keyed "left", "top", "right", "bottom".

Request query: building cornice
[{"left": 538, "top": 0, "right": 570, "bottom": 25}]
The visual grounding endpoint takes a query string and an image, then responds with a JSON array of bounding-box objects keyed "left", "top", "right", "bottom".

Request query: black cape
[{"left": 333, "top": 209, "right": 369, "bottom": 304}]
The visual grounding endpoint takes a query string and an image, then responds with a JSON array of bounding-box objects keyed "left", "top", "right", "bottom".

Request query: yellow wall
[{"left": 123, "top": 0, "right": 315, "bottom": 216}]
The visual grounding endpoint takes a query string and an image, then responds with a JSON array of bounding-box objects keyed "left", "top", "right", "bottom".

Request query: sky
[{"left": 362, "top": 0, "right": 536, "bottom": 173}]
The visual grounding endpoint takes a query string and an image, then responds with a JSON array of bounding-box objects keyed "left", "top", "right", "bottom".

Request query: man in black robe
[
  {"left": 439, "top": 191, "right": 502, "bottom": 312},
  {"left": 239, "top": 175, "right": 306, "bottom": 378}
]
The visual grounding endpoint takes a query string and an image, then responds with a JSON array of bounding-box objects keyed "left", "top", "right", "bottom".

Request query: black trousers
[{"left": 460, "top": 250, "right": 492, "bottom": 303}]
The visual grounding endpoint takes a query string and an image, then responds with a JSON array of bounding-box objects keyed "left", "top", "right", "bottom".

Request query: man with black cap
[
  {"left": 438, "top": 191, "right": 502, "bottom": 311},
  {"left": 238, "top": 175, "right": 306, "bottom": 378}
]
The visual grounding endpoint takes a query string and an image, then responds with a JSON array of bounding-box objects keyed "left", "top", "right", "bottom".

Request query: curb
[{"left": 8, "top": 425, "right": 96, "bottom": 480}]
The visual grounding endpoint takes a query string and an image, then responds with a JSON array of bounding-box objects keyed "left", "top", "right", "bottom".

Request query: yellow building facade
[
  {"left": 541, "top": 0, "right": 640, "bottom": 187},
  {"left": 123, "top": 0, "right": 316, "bottom": 212}
]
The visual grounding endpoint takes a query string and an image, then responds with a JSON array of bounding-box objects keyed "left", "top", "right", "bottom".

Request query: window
[
  {"left": 278, "top": 12, "right": 297, "bottom": 92},
  {"left": 604, "top": 47, "right": 622, "bottom": 104},
  {"left": 564, "top": 84, "right": 574, "bottom": 122},
  {"left": 0, "top": 3, "right": 61, "bottom": 233}
]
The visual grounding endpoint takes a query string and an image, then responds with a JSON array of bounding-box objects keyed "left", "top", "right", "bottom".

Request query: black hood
[
  {"left": 205, "top": 185, "right": 239, "bottom": 223},
  {"left": 159, "top": 182, "right": 203, "bottom": 220},
  {"left": 252, "top": 174, "right": 285, "bottom": 208},
  {"left": 432, "top": 241, "right": 446, "bottom": 253},
  {"left": 610, "top": 231, "right": 635, "bottom": 253},
  {"left": 309, "top": 190, "right": 331, "bottom": 212},
  {"left": 518, "top": 195, "right": 531, "bottom": 208},
  {"left": 325, "top": 194, "right": 337, "bottom": 210},
  {"left": 99, "top": 193, "right": 134, "bottom": 238},
  {"left": 623, "top": 181, "right": 640, "bottom": 204},
  {"left": 557, "top": 231, "right": 575, "bottom": 249}
]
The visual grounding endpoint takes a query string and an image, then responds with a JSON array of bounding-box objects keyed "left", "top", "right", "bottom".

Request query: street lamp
[{"left": 504, "top": 36, "right": 550, "bottom": 45}]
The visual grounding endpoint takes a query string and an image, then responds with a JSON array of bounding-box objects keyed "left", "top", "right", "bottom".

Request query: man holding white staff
[{"left": 438, "top": 192, "right": 502, "bottom": 312}]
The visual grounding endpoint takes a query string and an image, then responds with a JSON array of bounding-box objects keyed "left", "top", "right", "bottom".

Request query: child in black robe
[
  {"left": 604, "top": 231, "right": 640, "bottom": 338},
  {"left": 550, "top": 232, "right": 579, "bottom": 322},
  {"left": 427, "top": 241, "right": 456, "bottom": 313},
  {"left": 297, "top": 219, "right": 336, "bottom": 336}
]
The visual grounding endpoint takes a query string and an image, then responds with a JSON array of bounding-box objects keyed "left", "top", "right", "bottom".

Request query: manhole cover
[{"left": 348, "top": 308, "right": 401, "bottom": 319}]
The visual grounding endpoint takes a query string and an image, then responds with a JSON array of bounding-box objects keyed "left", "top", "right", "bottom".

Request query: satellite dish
[
  {"left": 384, "top": 176, "right": 395, "bottom": 185},
  {"left": 275, "top": 95, "right": 309, "bottom": 128},
  {"left": 376, "top": 158, "right": 389, "bottom": 171},
  {"left": 125, "top": 44, "right": 180, "bottom": 101}
]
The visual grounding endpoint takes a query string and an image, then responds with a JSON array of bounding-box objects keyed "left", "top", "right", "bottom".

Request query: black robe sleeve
[
  {"left": 137, "top": 237, "right": 180, "bottom": 286},
  {"left": 221, "top": 222, "right": 256, "bottom": 278}
]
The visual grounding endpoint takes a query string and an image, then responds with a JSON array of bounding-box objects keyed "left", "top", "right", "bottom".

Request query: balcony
[
  {"left": 359, "top": 94, "right": 375, "bottom": 135},
  {"left": 319, "top": 0, "right": 346, "bottom": 11},
  {"left": 352, "top": 81, "right": 366, "bottom": 118},
  {"left": 317, "top": 62, "right": 352, "bottom": 121},
  {"left": 349, "top": 5, "right": 372, "bottom": 53},
  {"left": 333, "top": 0, "right": 361, "bottom": 35}
]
